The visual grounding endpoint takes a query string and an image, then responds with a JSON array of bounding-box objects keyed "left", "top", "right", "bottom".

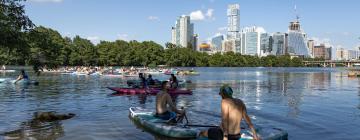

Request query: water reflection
[{"left": 3, "top": 118, "right": 65, "bottom": 140}]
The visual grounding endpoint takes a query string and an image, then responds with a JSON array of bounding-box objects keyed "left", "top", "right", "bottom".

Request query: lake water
[{"left": 0, "top": 67, "right": 359, "bottom": 140}]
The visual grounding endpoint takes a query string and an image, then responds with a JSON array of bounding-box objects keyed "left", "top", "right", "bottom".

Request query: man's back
[
  {"left": 222, "top": 98, "right": 246, "bottom": 135},
  {"left": 156, "top": 91, "right": 170, "bottom": 114}
]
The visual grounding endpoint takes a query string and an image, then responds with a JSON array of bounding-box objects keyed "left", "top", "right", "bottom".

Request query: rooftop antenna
[{"left": 294, "top": 4, "right": 300, "bottom": 22}]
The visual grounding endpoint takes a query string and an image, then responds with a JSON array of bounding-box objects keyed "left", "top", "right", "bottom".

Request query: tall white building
[
  {"left": 227, "top": 4, "right": 240, "bottom": 40},
  {"left": 171, "top": 15, "right": 195, "bottom": 49},
  {"left": 241, "top": 26, "right": 266, "bottom": 56}
]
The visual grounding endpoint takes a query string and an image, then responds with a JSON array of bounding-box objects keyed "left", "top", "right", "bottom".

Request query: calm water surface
[{"left": 0, "top": 67, "right": 359, "bottom": 140}]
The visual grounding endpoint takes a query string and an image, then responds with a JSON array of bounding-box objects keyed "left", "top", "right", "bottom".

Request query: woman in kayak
[
  {"left": 14, "top": 69, "right": 29, "bottom": 83},
  {"left": 146, "top": 74, "right": 155, "bottom": 86},
  {"left": 169, "top": 74, "right": 178, "bottom": 89},
  {"left": 199, "top": 85, "right": 259, "bottom": 140},
  {"left": 138, "top": 73, "right": 147, "bottom": 88},
  {"left": 155, "top": 81, "right": 184, "bottom": 121}
]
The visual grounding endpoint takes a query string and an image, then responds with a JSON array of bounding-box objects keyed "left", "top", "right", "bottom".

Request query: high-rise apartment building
[
  {"left": 227, "top": 4, "right": 240, "bottom": 40},
  {"left": 307, "top": 40, "right": 315, "bottom": 57},
  {"left": 171, "top": 15, "right": 195, "bottom": 50}
]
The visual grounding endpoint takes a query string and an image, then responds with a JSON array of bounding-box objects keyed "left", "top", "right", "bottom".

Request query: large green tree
[{"left": 0, "top": 0, "right": 33, "bottom": 65}]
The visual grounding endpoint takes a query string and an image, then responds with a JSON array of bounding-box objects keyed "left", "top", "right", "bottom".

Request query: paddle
[{"left": 185, "top": 124, "right": 218, "bottom": 127}]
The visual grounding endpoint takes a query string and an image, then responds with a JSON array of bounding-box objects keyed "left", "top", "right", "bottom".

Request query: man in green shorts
[{"left": 199, "top": 85, "right": 259, "bottom": 140}]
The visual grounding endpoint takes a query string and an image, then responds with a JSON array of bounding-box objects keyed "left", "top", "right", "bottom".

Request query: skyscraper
[
  {"left": 227, "top": 4, "right": 240, "bottom": 40},
  {"left": 272, "top": 32, "right": 286, "bottom": 55},
  {"left": 286, "top": 5, "right": 311, "bottom": 57},
  {"left": 260, "top": 33, "right": 272, "bottom": 56},
  {"left": 241, "top": 26, "right": 265, "bottom": 56},
  {"left": 171, "top": 15, "right": 194, "bottom": 49},
  {"left": 211, "top": 34, "right": 224, "bottom": 53}
]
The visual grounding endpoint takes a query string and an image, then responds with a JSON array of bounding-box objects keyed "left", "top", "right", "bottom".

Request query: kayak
[
  {"left": 0, "top": 78, "right": 7, "bottom": 83},
  {"left": 127, "top": 79, "right": 189, "bottom": 87},
  {"left": 12, "top": 79, "right": 39, "bottom": 85},
  {"left": 107, "top": 87, "right": 192, "bottom": 95},
  {"left": 130, "top": 107, "right": 288, "bottom": 140},
  {"left": 0, "top": 70, "right": 16, "bottom": 72},
  {"left": 129, "top": 107, "right": 198, "bottom": 138}
]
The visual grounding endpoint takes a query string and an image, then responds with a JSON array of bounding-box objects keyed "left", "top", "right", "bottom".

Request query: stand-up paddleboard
[
  {"left": 129, "top": 107, "right": 288, "bottom": 140},
  {"left": 12, "top": 79, "right": 39, "bottom": 85}
]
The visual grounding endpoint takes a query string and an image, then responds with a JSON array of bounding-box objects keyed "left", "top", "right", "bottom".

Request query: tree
[{"left": 0, "top": 0, "right": 33, "bottom": 65}]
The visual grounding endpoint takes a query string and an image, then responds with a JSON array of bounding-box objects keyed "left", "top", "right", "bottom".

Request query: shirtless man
[
  {"left": 200, "top": 85, "right": 259, "bottom": 140},
  {"left": 155, "top": 81, "right": 184, "bottom": 121}
]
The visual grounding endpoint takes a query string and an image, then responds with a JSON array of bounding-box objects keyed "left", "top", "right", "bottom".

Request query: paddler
[
  {"left": 155, "top": 81, "right": 184, "bottom": 121},
  {"left": 169, "top": 74, "right": 178, "bottom": 89},
  {"left": 14, "top": 69, "right": 29, "bottom": 84},
  {"left": 199, "top": 85, "right": 259, "bottom": 140}
]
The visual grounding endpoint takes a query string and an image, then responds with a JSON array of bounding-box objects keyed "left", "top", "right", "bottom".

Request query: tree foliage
[{"left": 0, "top": 1, "right": 307, "bottom": 69}]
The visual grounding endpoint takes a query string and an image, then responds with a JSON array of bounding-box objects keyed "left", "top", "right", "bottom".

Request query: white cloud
[
  {"left": 310, "top": 37, "right": 332, "bottom": 46},
  {"left": 148, "top": 16, "right": 160, "bottom": 21},
  {"left": 117, "top": 34, "right": 129, "bottom": 41},
  {"left": 189, "top": 9, "right": 215, "bottom": 21},
  {"left": 86, "top": 36, "right": 100, "bottom": 44},
  {"left": 190, "top": 10, "right": 205, "bottom": 21},
  {"left": 218, "top": 26, "right": 227, "bottom": 31},
  {"left": 29, "top": 0, "right": 63, "bottom": 3},
  {"left": 342, "top": 32, "right": 351, "bottom": 36},
  {"left": 206, "top": 9, "right": 214, "bottom": 19}
]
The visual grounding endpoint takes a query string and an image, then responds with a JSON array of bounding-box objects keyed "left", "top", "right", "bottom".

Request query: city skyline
[{"left": 25, "top": 0, "right": 360, "bottom": 49}]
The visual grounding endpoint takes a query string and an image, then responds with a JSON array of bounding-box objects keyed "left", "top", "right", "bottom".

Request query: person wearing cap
[{"left": 199, "top": 85, "right": 259, "bottom": 140}]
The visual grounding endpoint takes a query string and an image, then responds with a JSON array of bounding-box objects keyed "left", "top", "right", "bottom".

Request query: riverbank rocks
[{"left": 34, "top": 112, "right": 75, "bottom": 122}]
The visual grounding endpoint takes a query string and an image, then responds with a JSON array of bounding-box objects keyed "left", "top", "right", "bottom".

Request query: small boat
[
  {"left": 130, "top": 107, "right": 288, "bottom": 140},
  {"left": 107, "top": 87, "right": 192, "bottom": 95}
]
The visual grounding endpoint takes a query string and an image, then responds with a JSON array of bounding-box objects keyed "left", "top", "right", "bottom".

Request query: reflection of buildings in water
[
  {"left": 308, "top": 72, "right": 331, "bottom": 90},
  {"left": 3, "top": 119, "right": 65, "bottom": 140},
  {"left": 335, "top": 72, "right": 346, "bottom": 86},
  {"left": 266, "top": 72, "right": 309, "bottom": 117}
]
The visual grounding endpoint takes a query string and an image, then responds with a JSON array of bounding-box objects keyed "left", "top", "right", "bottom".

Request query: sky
[{"left": 24, "top": 0, "right": 360, "bottom": 50}]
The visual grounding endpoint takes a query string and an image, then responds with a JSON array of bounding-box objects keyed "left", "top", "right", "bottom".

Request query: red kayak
[{"left": 107, "top": 87, "right": 192, "bottom": 95}]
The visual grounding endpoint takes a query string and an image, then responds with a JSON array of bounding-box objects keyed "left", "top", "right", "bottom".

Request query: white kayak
[
  {"left": 129, "top": 107, "right": 288, "bottom": 140},
  {"left": 0, "top": 70, "right": 16, "bottom": 73},
  {"left": 0, "top": 78, "right": 7, "bottom": 83}
]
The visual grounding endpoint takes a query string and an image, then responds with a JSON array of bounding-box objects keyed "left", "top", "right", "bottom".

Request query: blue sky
[{"left": 25, "top": 0, "right": 360, "bottom": 49}]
